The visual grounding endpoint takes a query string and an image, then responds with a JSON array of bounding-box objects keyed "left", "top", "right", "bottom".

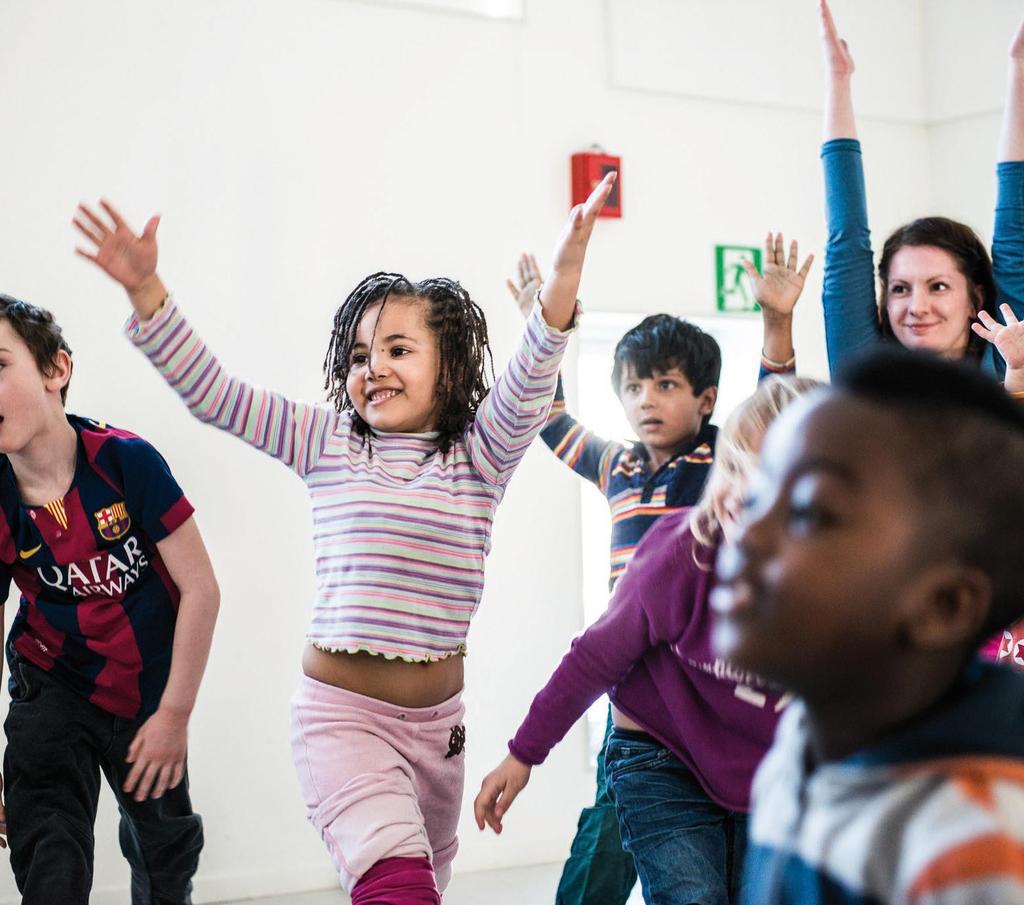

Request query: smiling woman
[
  {"left": 878, "top": 219, "right": 996, "bottom": 358},
  {"left": 817, "top": 0, "right": 1024, "bottom": 389}
]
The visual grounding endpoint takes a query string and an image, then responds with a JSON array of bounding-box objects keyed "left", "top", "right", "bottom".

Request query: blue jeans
[{"left": 605, "top": 728, "right": 746, "bottom": 905}]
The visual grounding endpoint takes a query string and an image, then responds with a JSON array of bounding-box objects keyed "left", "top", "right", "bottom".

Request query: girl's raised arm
[
  {"left": 467, "top": 174, "right": 615, "bottom": 486},
  {"left": 74, "top": 201, "right": 336, "bottom": 477},
  {"left": 538, "top": 172, "right": 616, "bottom": 330}
]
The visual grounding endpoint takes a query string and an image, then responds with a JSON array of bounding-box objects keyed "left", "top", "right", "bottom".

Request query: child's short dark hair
[
  {"left": 323, "top": 272, "right": 495, "bottom": 455},
  {"left": 0, "top": 294, "right": 73, "bottom": 405},
  {"left": 836, "top": 348, "right": 1024, "bottom": 640},
  {"left": 610, "top": 315, "right": 722, "bottom": 402}
]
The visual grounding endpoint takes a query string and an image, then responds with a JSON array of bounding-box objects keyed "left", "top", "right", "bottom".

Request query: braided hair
[{"left": 323, "top": 272, "right": 494, "bottom": 454}]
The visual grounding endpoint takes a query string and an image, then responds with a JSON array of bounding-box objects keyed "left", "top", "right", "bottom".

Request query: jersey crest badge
[{"left": 95, "top": 502, "right": 131, "bottom": 541}]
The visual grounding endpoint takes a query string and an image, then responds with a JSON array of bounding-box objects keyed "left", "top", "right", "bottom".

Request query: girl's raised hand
[
  {"left": 539, "top": 171, "right": 616, "bottom": 330},
  {"left": 550, "top": 172, "right": 616, "bottom": 277},
  {"left": 973, "top": 305, "right": 1024, "bottom": 392},
  {"left": 743, "top": 233, "right": 814, "bottom": 319},
  {"left": 474, "top": 754, "right": 532, "bottom": 835},
  {"left": 74, "top": 200, "right": 169, "bottom": 320},
  {"left": 818, "top": 0, "right": 855, "bottom": 79},
  {"left": 1011, "top": 14, "right": 1024, "bottom": 62},
  {"left": 506, "top": 253, "right": 544, "bottom": 320},
  {"left": 74, "top": 200, "right": 160, "bottom": 293}
]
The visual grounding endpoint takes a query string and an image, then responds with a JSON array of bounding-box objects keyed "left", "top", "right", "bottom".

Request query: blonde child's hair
[{"left": 690, "top": 375, "right": 824, "bottom": 558}]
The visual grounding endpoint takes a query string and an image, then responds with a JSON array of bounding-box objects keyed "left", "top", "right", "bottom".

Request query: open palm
[
  {"left": 506, "top": 253, "right": 544, "bottom": 319},
  {"left": 74, "top": 201, "right": 160, "bottom": 292},
  {"left": 974, "top": 305, "right": 1024, "bottom": 371},
  {"left": 743, "top": 233, "right": 814, "bottom": 318}
]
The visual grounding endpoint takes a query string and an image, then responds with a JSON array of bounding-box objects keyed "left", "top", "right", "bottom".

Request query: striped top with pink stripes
[{"left": 126, "top": 297, "right": 574, "bottom": 661}]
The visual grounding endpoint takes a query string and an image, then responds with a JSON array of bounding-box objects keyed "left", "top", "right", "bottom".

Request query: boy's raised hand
[
  {"left": 973, "top": 305, "right": 1024, "bottom": 393},
  {"left": 743, "top": 233, "right": 814, "bottom": 319},
  {"left": 818, "top": 0, "right": 855, "bottom": 79},
  {"left": 474, "top": 753, "right": 531, "bottom": 835},
  {"left": 123, "top": 706, "right": 189, "bottom": 802},
  {"left": 539, "top": 171, "right": 616, "bottom": 330},
  {"left": 74, "top": 200, "right": 168, "bottom": 320},
  {"left": 506, "top": 254, "right": 544, "bottom": 319}
]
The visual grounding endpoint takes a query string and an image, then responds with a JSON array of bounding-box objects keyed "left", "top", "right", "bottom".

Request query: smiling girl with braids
[{"left": 73, "top": 172, "right": 615, "bottom": 905}]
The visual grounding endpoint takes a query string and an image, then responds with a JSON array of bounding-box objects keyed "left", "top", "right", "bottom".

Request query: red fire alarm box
[{"left": 572, "top": 149, "right": 621, "bottom": 218}]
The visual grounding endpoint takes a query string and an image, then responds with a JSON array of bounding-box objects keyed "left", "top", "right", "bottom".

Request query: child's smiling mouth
[{"left": 367, "top": 389, "right": 401, "bottom": 406}]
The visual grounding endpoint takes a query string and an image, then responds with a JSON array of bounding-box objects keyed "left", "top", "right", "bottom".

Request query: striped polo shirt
[
  {"left": 127, "top": 298, "right": 572, "bottom": 662},
  {"left": 541, "top": 361, "right": 792, "bottom": 588},
  {"left": 540, "top": 377, "right": 716, "bottom": 588}
]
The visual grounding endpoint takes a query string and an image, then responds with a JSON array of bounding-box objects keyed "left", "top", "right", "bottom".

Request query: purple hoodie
[{"left": 509, "top": 508, "right": 786, "bottom": 812}]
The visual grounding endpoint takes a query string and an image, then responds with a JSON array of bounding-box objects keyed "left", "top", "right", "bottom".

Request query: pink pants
[{"left": 289, "top": 675, "right": 466, "bottom": 893}]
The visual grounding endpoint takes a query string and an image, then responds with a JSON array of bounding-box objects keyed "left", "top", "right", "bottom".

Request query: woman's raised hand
[
  {"left": 818, "top": 0, "right": 855, "bottom": 79},
  {"left": 974, "top": 304, "right": 1024, "bottom": 393}
]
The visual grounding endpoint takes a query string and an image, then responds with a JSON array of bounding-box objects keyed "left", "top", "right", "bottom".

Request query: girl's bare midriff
[{"left": 302, "top": 643, "right": 464, "bottom": 708}]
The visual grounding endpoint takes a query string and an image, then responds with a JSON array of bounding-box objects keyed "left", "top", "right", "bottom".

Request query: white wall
[
  {"left": 925, "top": 0, "right": 1021, "bottom": 242},
  {"left": 0, "top": 0, "right": 944, "bottom": 901}
]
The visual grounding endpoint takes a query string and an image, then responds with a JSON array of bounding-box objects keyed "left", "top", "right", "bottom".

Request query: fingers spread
[
  {"left": 99, "top": 199, "right": 129, "bottom": 231},
  {"left": 78, "top": 203, "right": 110, "bottom": 237},
  {"left": 72, "top": 214, "right": 105, "bottom": 247}
]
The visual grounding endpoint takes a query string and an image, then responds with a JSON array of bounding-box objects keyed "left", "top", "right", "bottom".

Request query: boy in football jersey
[{"left": 0, "top": 293, "right": 219, "bottom": 905}]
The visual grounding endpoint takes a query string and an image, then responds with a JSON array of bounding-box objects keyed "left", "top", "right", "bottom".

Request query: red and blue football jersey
[{"left": 0, "top": 416, "right": 194, "bottom": 718}]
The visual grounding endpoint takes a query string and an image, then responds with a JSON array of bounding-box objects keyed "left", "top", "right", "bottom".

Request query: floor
[{"left": 215, "top": 862, "right": 645, "bottom": 904}]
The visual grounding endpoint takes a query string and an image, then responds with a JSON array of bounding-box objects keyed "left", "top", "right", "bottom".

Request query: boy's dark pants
[
  {"left": 555, "top": 709, "right": 638, "bottom": 905},
  {"left": 3, "top": 654, "right": 203, "bottom": 905}
]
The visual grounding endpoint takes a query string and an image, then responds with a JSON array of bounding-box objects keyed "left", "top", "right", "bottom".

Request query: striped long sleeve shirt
[{"left": 126, "top": 298, "right": 574, "bottom": 661}]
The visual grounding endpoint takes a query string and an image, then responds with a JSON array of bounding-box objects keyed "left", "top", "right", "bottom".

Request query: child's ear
[
  {"left": 698, "top": 386, "right": 718, "bottom": 417},
  {"left": 44, "top": 350, "right": 73, "bottom": 397},
  {"left": 904, "top": 563, "right": 991, "bottom": 651}
]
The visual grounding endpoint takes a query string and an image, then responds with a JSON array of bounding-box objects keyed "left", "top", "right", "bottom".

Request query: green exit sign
[{"left": 716, "top": 245, "right": 762, "bottom": 313}]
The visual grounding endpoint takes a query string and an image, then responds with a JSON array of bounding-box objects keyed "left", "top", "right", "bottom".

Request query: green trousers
[{"left": 555, "top": 709, "right": 638, "bottom": 905}]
